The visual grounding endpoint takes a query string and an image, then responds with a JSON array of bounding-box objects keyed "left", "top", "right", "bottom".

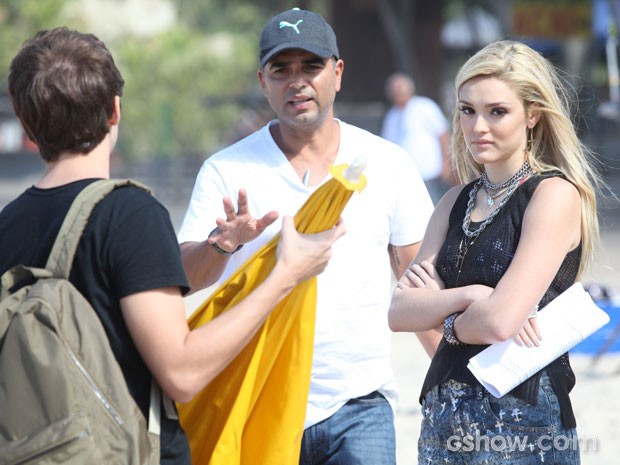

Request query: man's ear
[
  {"left": 334, "top": 58, "right": 344, "bottom": 93},
  {"left": 257, "top": 69, "right": 267, "bottom": 95},
  {"left": 109, "top": 95, "right": 121, "bottom": 126}
]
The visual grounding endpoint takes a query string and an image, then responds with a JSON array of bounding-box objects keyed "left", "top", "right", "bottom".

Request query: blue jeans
[
  {"left": 299, "top": 391, "right": 396, "bottom": 465},
  {"left": 418, "top": 372, "right": 580, "bottom": 464}
]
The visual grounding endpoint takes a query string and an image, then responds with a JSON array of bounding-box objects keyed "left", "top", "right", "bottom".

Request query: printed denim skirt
[{"left": 418, "top": 372, "right": 580, "bottom": 464}]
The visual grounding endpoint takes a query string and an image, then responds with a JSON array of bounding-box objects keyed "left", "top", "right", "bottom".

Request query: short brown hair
[{"left": 8, "top": 27, "right": 124, "bottom": 161}]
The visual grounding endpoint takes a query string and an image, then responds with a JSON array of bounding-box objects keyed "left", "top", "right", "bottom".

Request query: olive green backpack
[{"left": 0, "top": 179, "right": 163, "bottom": 465}]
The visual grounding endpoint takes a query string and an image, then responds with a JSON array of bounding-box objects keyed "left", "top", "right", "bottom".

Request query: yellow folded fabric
[{"left": 177, "top": 162, "right": 367, "bottom": 465}]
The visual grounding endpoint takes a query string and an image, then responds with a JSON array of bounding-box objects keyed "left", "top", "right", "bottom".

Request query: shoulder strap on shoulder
[{"left": 45, "top": 178, "right": 151, "bottom": 278}]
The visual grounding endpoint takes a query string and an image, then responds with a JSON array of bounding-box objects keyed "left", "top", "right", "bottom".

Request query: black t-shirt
[{"left": 0, "top": 179, "right": 192, "bottom": 464}]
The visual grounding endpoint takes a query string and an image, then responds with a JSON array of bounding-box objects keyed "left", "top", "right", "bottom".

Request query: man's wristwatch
[{"left": 208, "top": 227, "right": 243, "bottom": 256}]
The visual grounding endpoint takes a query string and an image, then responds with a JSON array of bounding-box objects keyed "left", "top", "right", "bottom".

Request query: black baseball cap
[{"left": 259, "top": 8, "right": 340, "bottom": 68}]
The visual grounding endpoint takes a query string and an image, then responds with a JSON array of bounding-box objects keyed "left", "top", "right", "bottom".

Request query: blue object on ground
[{"left": 571, "top": 302, "right": 620, "bottom": 355}]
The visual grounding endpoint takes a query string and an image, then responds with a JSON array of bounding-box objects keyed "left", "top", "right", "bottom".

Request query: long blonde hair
[{"left": 451, "top": 40, "right": 601, "bottom": 277}]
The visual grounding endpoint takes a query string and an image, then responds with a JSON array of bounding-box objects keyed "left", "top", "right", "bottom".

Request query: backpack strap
[
  {"left": 2, "top": 179, "right": 149, "bottom": 299},
  {"left": 45, "top": 178, "right": 150, "bottom": 279},
  {"left": 43, "top": 178, "right": 175, "bottom": 434}
]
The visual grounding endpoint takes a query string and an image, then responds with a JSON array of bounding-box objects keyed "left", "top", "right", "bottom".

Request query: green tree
[
  {"left": 0, "top": 0, "right": 330, "bottom": 160},
  {"left": 0, "top": 0, "right": 73, "bottom": 89}
]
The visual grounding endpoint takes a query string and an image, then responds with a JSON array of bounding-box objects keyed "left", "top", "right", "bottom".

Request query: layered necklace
[
  {"left": 480, "top": 161, "right": 531, "bottom": 207},
  {"left": 456, "top": 160, "right": 532, "bottom": 277}
]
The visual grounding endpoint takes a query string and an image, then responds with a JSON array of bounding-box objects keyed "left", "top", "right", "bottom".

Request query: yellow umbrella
[{"left": 177, "top": 159, "right": 367, "bottom": 465}]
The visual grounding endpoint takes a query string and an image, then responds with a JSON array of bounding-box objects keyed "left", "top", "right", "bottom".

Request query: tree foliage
[
  {"left": 0, "top": 0, "right": 314, "bottom": 160},
  {"left": 0, "top": 0, "right": 70, "bottom": 83}
]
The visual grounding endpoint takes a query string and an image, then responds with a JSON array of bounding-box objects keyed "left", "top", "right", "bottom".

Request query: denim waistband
[{"left": 436, "top": 379, "right": 485, "bottom": 400}]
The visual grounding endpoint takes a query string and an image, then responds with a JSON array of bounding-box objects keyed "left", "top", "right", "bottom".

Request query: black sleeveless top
[{"left": 420, "top": 172, "right": 581, "bottom": 428}]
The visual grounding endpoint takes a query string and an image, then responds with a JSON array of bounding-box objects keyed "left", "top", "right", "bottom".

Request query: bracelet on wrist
[
  {"left": 208, "top": 227, "right": 243, "bottom": 256},
  {"left": 444, "top": 312, "right": 464, "bottom": 346}
]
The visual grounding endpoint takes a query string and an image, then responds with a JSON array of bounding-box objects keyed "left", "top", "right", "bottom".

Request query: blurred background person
[{"left": 381, "top": 72, "right": 454, "bottom": 204}]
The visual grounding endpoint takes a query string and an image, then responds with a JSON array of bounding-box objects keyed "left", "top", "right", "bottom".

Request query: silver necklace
[
  {"left": 455, "top": 161, "right": 532, "bottom": 281},
  {"left": 462, "top": 160, "right": 532, "bottom": 239},
  {"left": 481, "top": 160, "right": 532, "bottom": 192},
  {"left": 455, "top": 178, "right": 521, "bottom": 279}
]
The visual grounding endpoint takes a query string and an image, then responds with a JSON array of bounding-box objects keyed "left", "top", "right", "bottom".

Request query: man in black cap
[{"left": 178, "top": 8, "right": 438, "bottom": 465}]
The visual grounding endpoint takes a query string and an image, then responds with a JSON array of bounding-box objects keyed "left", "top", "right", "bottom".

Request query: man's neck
[
  {"left": 35, "top": 145, "right": 111, "bottom": 189},
  {"left": 269, "top": 118, "right": 341, "bottom": 186},
  {"left": 271, "top": 118, "right": 339, "bottom": 158}
]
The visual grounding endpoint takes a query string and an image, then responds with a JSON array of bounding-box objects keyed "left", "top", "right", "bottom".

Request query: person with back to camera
[
  {"left": 388, "top": 40, "right": 602, "bottom": 464},
  {"left": 177, "top": 8, "right": 440, "bottom": 465},
  {"left": 381, "top": 72, "right": 454, "bottom": 205},
  {"left": 0, "top": 26, "right": 344, "bottom": 464}
]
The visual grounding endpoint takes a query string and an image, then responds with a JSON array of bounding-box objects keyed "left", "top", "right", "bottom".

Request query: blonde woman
[{"left": 388, "top": 40, "right": 602, "bottom": 464}]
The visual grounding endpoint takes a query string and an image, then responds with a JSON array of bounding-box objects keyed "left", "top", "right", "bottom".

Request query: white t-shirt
[
  {"left": 178, "top": 120, "right": 433, "bottom": 428},
  {"left": 381, "top": 95, "right": 449, "bottom": 181}
]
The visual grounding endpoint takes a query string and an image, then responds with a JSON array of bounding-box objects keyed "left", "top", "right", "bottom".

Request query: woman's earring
[{"left": 527, "top": 127, "right": 534, "bottom": 153}]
